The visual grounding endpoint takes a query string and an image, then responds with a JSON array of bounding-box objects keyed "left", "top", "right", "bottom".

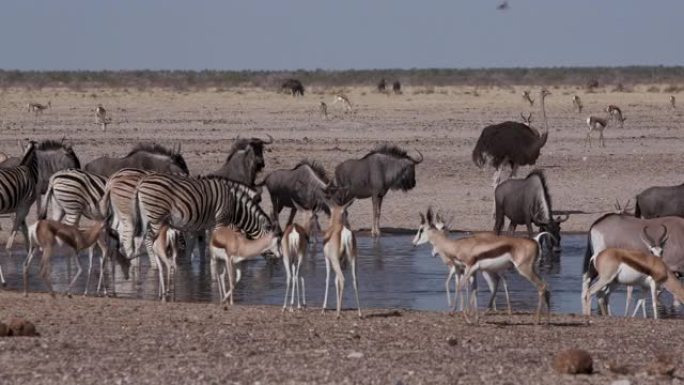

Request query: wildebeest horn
[
  {"left": 263, "top": 134, "right": 274, "bottom": 145},
  {"left": 555, "top": 214, "right": 570, "bottom": 223},
  {"left": 411, "top": 150, "right": 424, "bottom": 164},
  {"left": 641, "top": 226, "right": 656, "bottom": 246}
]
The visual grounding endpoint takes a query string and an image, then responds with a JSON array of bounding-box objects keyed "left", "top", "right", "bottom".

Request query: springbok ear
[{"left": 426, "top": 207, "right": 434, "bottom": 225}]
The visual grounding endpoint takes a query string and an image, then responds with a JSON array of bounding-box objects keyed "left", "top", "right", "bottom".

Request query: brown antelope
[
  {"left": 95, "top": 104, "right": 110, "bottom": 131},
  {"left": 585, "top": 225, "right": 684, "bottom": 319},
  {"left": 605, "top": 105, "right": 625, "bottom": 127},
  {"left": 209, "top": 225, "right": 281, "bottom": 305},
  {"left": 319, "top": 102, "right": 328, "bottom": 120},
  {"left": 281, "top": 204, "right": 318, "bottom": 311},
  {"left": 333, "top": 94, "right": 353, "bottom": 113},
  {"left": 27, "top": 101, "right": 51, "bottom": 114},
  {"left": 414, "top": 208, "right": 550, "bottom": 324},
  {"left": 322, "top": 186, "right": 361, "bottom": 318},
  {"left": 572, "top": 95, "right": 583, "bottom": 113},
  {"left": 585, "top": 116, "right": 609, "bottom": 148},
  {"left": 671, "top": 95, "right": 676, "bottom": 109},
  {"left": 23, "top": 218, "right": 110, "bottom": 297},
  {"left": 521, "top": 90, "right": 534, "bottom": 106}
]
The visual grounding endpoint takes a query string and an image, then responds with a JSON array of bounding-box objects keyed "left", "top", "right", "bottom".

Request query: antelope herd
[{"left": 0, "top": 85, "right": 682, "bottom": 325}]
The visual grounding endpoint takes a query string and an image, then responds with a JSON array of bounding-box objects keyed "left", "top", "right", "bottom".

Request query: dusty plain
[{"left": 0, "top": 85, "right": 683, "bottom": 384}]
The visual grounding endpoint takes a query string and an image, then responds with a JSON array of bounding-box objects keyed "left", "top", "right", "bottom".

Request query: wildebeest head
[
  {"left": 537, "top": 214, "right": 569, "bottom": 253},
  {"left": 230, "top": 134, "right": 273, "bottom": 173},
  {"left": 30, "top": 139, "right": 81, "bottom": 194}
]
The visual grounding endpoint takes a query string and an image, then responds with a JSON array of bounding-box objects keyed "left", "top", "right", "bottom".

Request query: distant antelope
[
  {"left": 572, "top": 95, "right": 583, "bottom": 113},
  {"left": 521, "top": 91, "right": 534, "bottom": 106},
  {"left": 281, "top": 204, "right": 317, "bottom": 311},
  {"left": 319, "top": 101, "right": 328, "bottom": 120},
  {"left": 333, "top": 94, "right": 353, "bottom": 113},
  {"left": 585, "top": 116, "right": 609, "bottom": 148},
  {"left": 27, "top": 101, "right": 51, "bottom": 114},
  {"left": 95, "top": 104, "right": 110, "bottom": 131},
  {"left": 586, "top": 225, "right": 684, "bottom": 319},
  {"left": 605, "top": 105, "right": 625, "bottom": 127},
  {"left": 671, "top": 95, "right": 676, "bottom": 109},
  {"left": 23, "top": 218, "right": 110, "bottom": 297}
]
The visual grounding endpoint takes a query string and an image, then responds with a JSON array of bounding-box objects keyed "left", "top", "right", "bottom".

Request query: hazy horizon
[{"left": 1, "top": 1, "right": 682, "bottom": 71}]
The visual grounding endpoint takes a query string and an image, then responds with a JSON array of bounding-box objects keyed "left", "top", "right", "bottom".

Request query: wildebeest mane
[
  {"left": 127, "top": 143, "right": 188, "bottom": 174},
  {"left": 36, "top": 139, "right": 81, "bottom": 169},
  {"left": 527, "top": 169, "right": 551, "bottom": 216},
  {"left": 472, "top": 121, "right": 545, "bottom": 169},
  {"left": 363, "top": 144, "right": 410, "bottom": 160},
  {"left": 293, "top": 159, "right": 329, "bottom": 184}
]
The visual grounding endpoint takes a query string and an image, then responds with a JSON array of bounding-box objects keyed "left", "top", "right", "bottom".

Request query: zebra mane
[
  {"left": 293, "top": 159, "right": 330, "bottom": 183},
  {"left": 126, "top": 143, "right": 188, "bottom": 174},
  {"left": 363, "top": 144, "right": 410, "bottom": 160}
]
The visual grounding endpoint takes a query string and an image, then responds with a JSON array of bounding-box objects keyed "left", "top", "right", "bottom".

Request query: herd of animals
[{"left": 0, "top": 86, "right": 683, "bottom": 323}]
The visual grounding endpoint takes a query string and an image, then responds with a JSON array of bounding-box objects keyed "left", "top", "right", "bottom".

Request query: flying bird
[{"left": 497, "top": 1, "right": 509, "bottom": 10}]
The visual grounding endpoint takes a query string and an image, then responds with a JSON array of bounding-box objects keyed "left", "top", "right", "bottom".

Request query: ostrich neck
[{"left": 540, "top": 95, "right": 549, "bottom": 134}]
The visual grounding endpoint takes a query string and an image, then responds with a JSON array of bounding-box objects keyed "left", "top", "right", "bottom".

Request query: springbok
[
  {"left": 424, "top": 213, "right": 509, "bottom": 312},
  {"left": 322, "top": 186, "right": 361, "bottom": 318},
  {"left": 572, "top": 95, "right": 583, "bottom": 113},
  {"left": 27, "top": 102, "right": 51, "bottom": 114},
  {"left": 605, "top": 105, "right": 625, "bottom": 127},
  {"left": 209, "top": 225, "right": 281, "bottom": 305},
  {"left": 671, "top": 96, "right": 676, "bottom": 109},
  {"left": 23, "top": 218, "right": 110, "bottom": 297},
  {"left": 585, "top": 116, "right": 609, "bottom": 148},
  {"left": 95, "top": 104, "right": 110, "bottom": 131},
  {"left": 333, "top": 94, "right": 353, "bottom": 113},
  {"left": 281, "top": 204, "right": 318, "bottom": 311},
  {"left": 521, "top": 91, "right": 534, "bottom": 106},
  {"left": 319, "top": 102, "right": 328, "bottom": 120},
  {"left": 414, "top": 208, "right": 550, "bottom": 324},
  {"left": 585, "top": 225, "right": 684, "bottom": 319}
]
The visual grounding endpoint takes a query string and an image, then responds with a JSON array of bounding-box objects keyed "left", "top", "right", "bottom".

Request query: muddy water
[{"left": 3, "top": 233, "right": 683, "bottom": 318}]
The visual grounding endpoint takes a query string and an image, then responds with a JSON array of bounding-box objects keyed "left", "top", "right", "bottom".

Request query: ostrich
[{"left": 472, "top": 89, "right": 550, "bottom": 187}]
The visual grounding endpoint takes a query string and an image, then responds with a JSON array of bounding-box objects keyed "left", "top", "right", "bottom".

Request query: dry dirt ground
[
  {"left": 1, "top": 292, "right": 683, "bottom": 385},
  {"left": 0, "top": 85, "right": 682, "bottom": 235},
  {"left": 1, "top": 86, "right": 683, "bottom": 384}
]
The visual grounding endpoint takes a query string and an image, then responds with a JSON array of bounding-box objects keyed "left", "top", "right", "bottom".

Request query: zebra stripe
[{"left": 41, "top": 169, "right": 107, "bottom": 224}]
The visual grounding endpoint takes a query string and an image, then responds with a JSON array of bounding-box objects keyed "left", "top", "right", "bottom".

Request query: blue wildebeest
[
  {"left": 493, "top": 169, "right": 568, "bottom": 253},
  {"left": 209, "top": 135, "right": 273, "bottom": 187},
  {"left": 1, "top": 139, "right": 81, "bottom": 216},
  {"left": 281, "top": 79, "right": 304, "bottom": 96},
  {"left": 335, "top": 144, "right": 423, "bottom": 237},
  {"left": 84, "top": 143, "right": 188, "bottom": 177},
  {"left": 259, "top": 159, "right": 330, "bottom": 234},
  {"left": 581, "top": 213, "right": 684, "bottom": 316},
  {"left": 635, "top": 183, "right": 684, "bottom": 219}
]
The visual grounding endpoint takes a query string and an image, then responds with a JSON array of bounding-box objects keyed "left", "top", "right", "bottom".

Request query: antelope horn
[
  {"left": 263, "top": 134, "right": 274, "bottom": 144},
  {"left": 659, "top": 224, "right": 669, "bottom": 245},
  {"left": 411, "top": 149, "right": 424, "bottom": 164},
  {"left": 642, "top": 226, "right": 655, "bottom": 246},
  {"left": 556, "top": 214, "right": 570, "bottom": 223}
]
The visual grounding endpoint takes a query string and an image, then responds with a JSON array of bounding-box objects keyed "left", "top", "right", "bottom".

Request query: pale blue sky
[{"left": 1, "top": 1, "right": 682, "bottom": 70}]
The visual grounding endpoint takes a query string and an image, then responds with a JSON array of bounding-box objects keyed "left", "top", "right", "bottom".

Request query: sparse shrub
[{"left": 647, "top": 86, "right": 661, "bottom": 93}]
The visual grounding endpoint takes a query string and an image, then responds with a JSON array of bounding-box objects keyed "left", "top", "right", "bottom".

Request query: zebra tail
[{"left": 132, "top": 189, "right": 143, "bottom": 238}]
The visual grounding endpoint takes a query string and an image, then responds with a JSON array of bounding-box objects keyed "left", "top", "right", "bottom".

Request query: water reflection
[{"left": 2, "top": 233, "right": 682, "bottom": 318}]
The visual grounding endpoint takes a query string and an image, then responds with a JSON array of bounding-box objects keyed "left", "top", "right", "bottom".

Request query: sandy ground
[
  {"left": 1, "top": 292, "right": 683, "bottom": 385},
  {"left": 1, "top": 86, "right": 684, "bottom": 384},
  {"left": 0, "top": 85, "right": 682, "bottom": 236}
]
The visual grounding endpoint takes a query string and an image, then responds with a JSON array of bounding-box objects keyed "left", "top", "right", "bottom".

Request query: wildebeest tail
[
  {"left": 582, "top": 230, "right": 594, "bottom": 275},
  {"left": 634, "top": 199, "right": 641, "bottom": 218}
]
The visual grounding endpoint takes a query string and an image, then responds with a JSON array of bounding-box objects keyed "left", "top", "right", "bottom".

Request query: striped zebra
[
  {"left": 103, "top": 169, "right": 262, "bottom": 265},
  {"left": 0, "top": 141, "right": 39, "bottom": 286},
  {"left": 133, "top": 174, "right": 271, "bottom": 299},
  {"left": 39, "top": 169, "right": 118, "bottom": 294}
]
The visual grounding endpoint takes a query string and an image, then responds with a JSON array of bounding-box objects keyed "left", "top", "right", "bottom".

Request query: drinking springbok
[
  {"left": 581, "top": 213, "right": 684, "bottom": 316},
  {"left": 322, "top": 186, "right": 361, "bottom": 318},
  {"left": 281, "top": 203, "right": 318, "bottom": 311},
  {"left": 585, "top": 225, "right": 684, "bottom": 319},
  {"left": 209, "top": 225, "right": 281, "bottom": 305},
  {"left": 414, "top": 208, "right": 551, "bottom": 324},
  {"left": 333, "top": 94, "right": 353, "bottom": 112},
  {"left": 23, "top": 218, "right": 111, "bottom": 297}
]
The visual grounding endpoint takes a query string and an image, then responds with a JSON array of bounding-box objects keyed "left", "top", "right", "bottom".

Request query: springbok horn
[
  {"left": 642, "top": 226, "right": 656, "bottom": 246},
  {"left": 411, "top": 149, "right": 424, "bottom": 164},
  {"left": 263, "top": 134, "right": 274, "bottom": 144},
  {"left": 659, "top": 224, "right": 669, "bottom": 245}
]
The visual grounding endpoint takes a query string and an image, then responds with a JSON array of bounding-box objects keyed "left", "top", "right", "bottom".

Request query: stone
[{"left": 552, "top": 349, "right": 593, "bottom": 375}]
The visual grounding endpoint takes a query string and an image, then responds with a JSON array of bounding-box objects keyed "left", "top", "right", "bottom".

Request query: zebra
[
  {"left": 132, "top": 174, "right": 272, "bottom": 300},
  {"left": 0, "top": 141, "right": 39, "bottom": 286}
]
